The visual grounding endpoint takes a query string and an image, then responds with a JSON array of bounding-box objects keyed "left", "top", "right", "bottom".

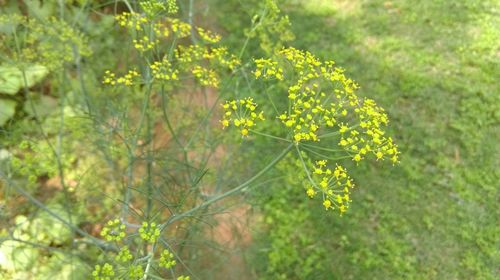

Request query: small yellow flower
[
  {"left": 197, "top": 27, "right": 221, "bottom": 43},
  {"left": 220, "top": 98, "right": 265, "bottom": 139},
  {"left": 168, "top": 18, "right": 191, "bottom": 38},
  {"left": 313, "top": 168, "right": 323, "bottom": 175},
  {"left": 323, "top": 200, "right": 332, "bottom": 209},
  {"left": 192, "top": 65, "right": 219, "bottom": 87},
  {"left": 306, "top": 188, "right": 316, "bottom": 198},
  {"left": 353, "top": 154, "right": 362, "bottom": 162},
  {"left": 103, "top": 69, "right": 139, "bottom": 86}
]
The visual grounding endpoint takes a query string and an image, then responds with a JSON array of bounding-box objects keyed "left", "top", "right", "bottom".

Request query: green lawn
[
  {"left": 286, "top": 1, "right": 498, "bottom": 279},
  {"left": 237, "top": 0, "right": 499, "bottom": 279}
]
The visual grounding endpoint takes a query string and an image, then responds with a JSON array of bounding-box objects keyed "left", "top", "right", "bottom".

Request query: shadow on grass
[{"left": 263, "top": 1, "right": 500, "bottom": 279}]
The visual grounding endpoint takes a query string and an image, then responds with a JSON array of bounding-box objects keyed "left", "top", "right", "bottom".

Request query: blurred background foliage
[
  {"left": 212, "top": 0, "right": 499, "bottom": 279},
  {"left": 0, "top": 0, "right": 499, "bottom": 279}
]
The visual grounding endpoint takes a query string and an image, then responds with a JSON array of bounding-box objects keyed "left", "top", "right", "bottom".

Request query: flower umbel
[
  {"left": 115, "top": 246, "right": 133, "bottom": 263},
  {"left": 254, "top": 58, "right": 284, "bottom": 80},
  {"left": 151, "top": 57, "right": 179, "bottom": 81},
  {"left": 100, "top": 219, "right": 126, "bottom": 242},
  {"left": 197, "top": 27, "right": 222, "bottom": 43},
  {"left": 191, "top": 65, "right": 219, "bottom": 87},
  {"left": 159, "top": 249, "right": 177, "bottom": 269},
  {"left": 92, "top": 263, "right": 115, "bottom": 280},
  {"left": 253, "top": 47, "right": 400, "bottom": 164},
  {"left": 220, "top": 98, "right": 265, "bottom": 137},
  {"left": 102, "top": 70, "right": 140, "bottom": 86},
  {"left": 307, "top": 160, "right": 354, "bottom": 215},
  {"left": 139, "top": 222, "right": 161, "bottom": 243}
]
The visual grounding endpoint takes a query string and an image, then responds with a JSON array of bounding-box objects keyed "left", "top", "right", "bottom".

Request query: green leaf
[
  {"left": 0, "top": 240, "right": 39, "bottom": 271},
  {"left": 0, "top": 98, "right": 17, "bottom": 126},
  {"left": 0, "top": 65, "right": 48, "bottom": 95},
  {"left": 23, "top": 94, "right": 58, "bottom": 118},
  {"left": 30, "top": 204, "right": 76, "bottom": 244},
  {"left": 23, "top": 0, "right": 57, "bottom": 20},
  {"left": 36, "top": 252, "right": 88, "bottom": 280}
]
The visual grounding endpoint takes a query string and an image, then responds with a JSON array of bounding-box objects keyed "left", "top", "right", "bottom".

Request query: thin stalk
[
  {"left": 238, "top": 7, "right": 268, "bottom": 59},
  {"left": 299, "top": 142, "right": 345, "bottom": 153},
  {"left": 188, "top": 0, "right": 197, "bottom": 44},
  {"left": 160, "top": 143, "right": 294, "bottom": 230},
  {"left": 295, "top": 145, "right": 315, "bottom": 187},
  {"left": 300, "top": 145, "right": 352, "bottom": 161},
  {"left": 159, "top": 86, "right": 192, "bottom": 182},
  {"left": 145, "top": 95, "right": 154, "bottom": 220},
  {"left": 249, "top": 129, "right": 290, "bottom": 142},
  {"left": 122, "top": 0, "right": 135, "bottom": 13},
  {"left": 4, "top": 179, "right": 114, "bottom": 251},
  {"left": 142, "top": 244, "right": 156, "bottom": 280}
]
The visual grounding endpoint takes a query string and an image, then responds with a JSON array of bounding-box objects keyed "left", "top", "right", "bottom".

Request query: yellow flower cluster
[
  {"left": 110, "top": 11, "right": 240, "bottom": 90},
  {"left": 176, "top": 45, "right": 240, "bottom": 70},
  {"left": 151, "top": 58, "right": 179, "bottom": 81},
  {"left": 250, "top": 0, "right": 295, "bottom": 54},
  {"left": 92, "top": 263, "right": 115, "bottom": 280},
  {"left": 115, "top": 246, "right": 133, "bottom": 263},
  {"left": 115, "top": 12, "right": 190, "bottom": 40},
  {"left": 157, "top": 248, "right": 189, "bottom": 279},
  {"left": 138, "top": 222, "right": 161, "bottom": 243},
  {"left": 115, "top": 12, "right": 188, "bottom": 41},
  {"left": 139, "top": 0, "right": 178, "bottom": 16},
  {"left": 128, "top": 265, "right": 144, "bottom": 279},
  {"left": 215, "top": 47, "right": 400, "bottom": 213},
  {"left": 153, "top": 22, "right": 171, "bottom": 38},
  {"left": 197, "top": 27, "right": 222, "bottom": 43},
  {"left": 252, "top": 47, "right": 400, "bottom": 163},
  {"left": 102, "top": 70, "right": 140, "bottom": 86},
  {"left": 166, "top": 0, "right": 179, "bottom": 14},
  {"left": 167, "top": 18, "right": 192, "bottom": 38},
  {"left": 205, "top": 47, "right": 240, "bottom": 70},
  {"left": 254, "top": 58, "right": 284, "bottom": 80},
  {"left": 115, "top": 12, "right": 147, "bottom": 31},
  {"left": 133, "top": 36, "right": 158, "bottom": 52},
  {"left": 159, "top": 249, "right": 176, "bottom": 269},
  {"left": 277, "top": 82, "right": 326, "bottom": 142},
  {"left": 139, "top": 0, "right": 166, "bottom": 16},
  {"left": 343, "top": 99, "right": 400, "bottom": 164},
  {"left": 221, "top": 98, "right": 265, "bottom": 136},
  {"left": 305, "top": 160, "right": 354, "bottom": 214},
  {"left": 0, "top": 15, "right": 91, "bottom": 70},
  {"left": 175, "top": 45, "right": 206, "bottom": 63},
  {"left": 192, "top": 65, "right": 219, "bottom": 87},
  {"left": 173, "top": 45, "right": 240, "bottom": 87},
  {"left": 100, "top": 219, "right": 126, "bottom": 241},
  {"left": 280, "top": 47, "right": 322, "bottom": 70},
  {"left": 212, "top": 47, "right": 240, "bottom": 70}
]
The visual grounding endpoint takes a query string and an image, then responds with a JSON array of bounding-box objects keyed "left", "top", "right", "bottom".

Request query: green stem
[
  {"left": 3, "top": 178, "right": 114, "bottom": 251},
  {"left": 160, "top": 143, "right": 294, "bottom": 230},
  {"left": 299, "top": 143, "right": 345, "bottom": 153},
  {"left": 238, "top": 7, "right": 268, "bottom": 59},
  {"left": 295, "top": 145, "right": 315, "bottom": 187},
  {"left": 300, "top": 145, "right": 352, "bottom": 161},
  {"left": 142, "top": 244, "right": 155, "bottom": 280},
  {"left": 249, "top": 129, "right": 291, "bottom": 142},
  {"left": 159, "top": 86, "right": 192, "bottom": 182}
]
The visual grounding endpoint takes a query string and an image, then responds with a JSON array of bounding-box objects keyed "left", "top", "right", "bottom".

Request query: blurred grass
[{"left": 276, "top": 0, "right": 499, "bottom": 278}]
